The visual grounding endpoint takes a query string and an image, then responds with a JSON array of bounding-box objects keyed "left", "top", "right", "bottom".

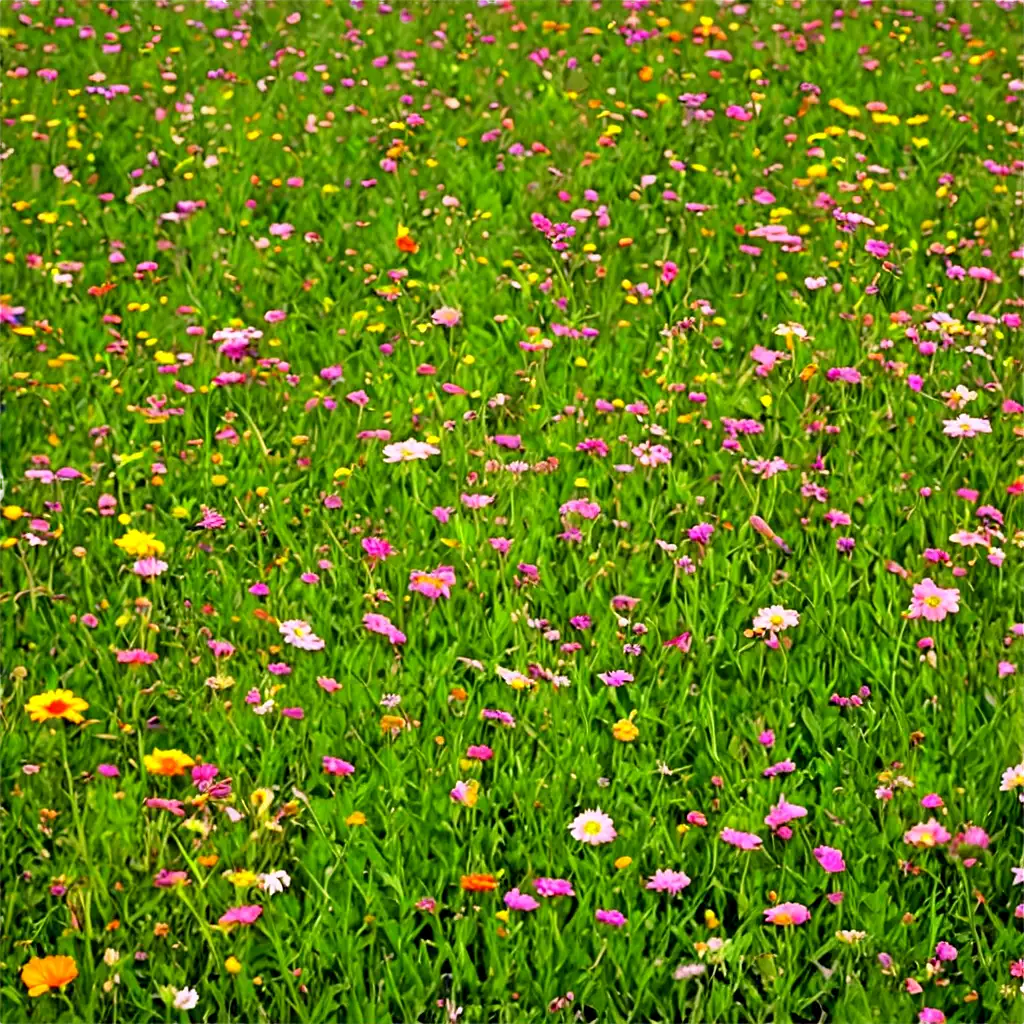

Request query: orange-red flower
[{"left": 460, "top": 873, "right": 498, "bottom": 893}]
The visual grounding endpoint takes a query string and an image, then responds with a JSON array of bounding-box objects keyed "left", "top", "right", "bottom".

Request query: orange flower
[
  {"left": 21, "top": 955, "right": 78, "bottom": 997},
  {"left": 380, "top": 714, "right": 406, "bottom": 735},
  {"left": 396, "top": 224, "right": 418, "bottom": 254},
  {"left": 143, "top": 748, "right": 195, "bottom": 776},
  {"left": 460, "top": 873, "right": 498, "bottom": 892}
]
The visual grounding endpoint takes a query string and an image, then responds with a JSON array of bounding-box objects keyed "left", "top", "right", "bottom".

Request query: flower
[
  {"left": 382, "top": 438, "right": 440, "bottom": 463},
  {"left": 918, "top": 1011, "right": 946, "bottom": 1024},
  {"left": 763, "top": 902, "right": 811, "bottom": 926},
  {"left": 504, "top": 888, "right": 540, "bottom": 911},
  {"left": 409, "top": 566, "right": 456, "bottom": 600},
  {"left": 133, "top": 556, "right": 168, "bottom": 578},
  {"left": 218, "top": 905, "right": 263, "bottom": 928},
  {"left": 24, "top": 689, "right": 89, "bottom": 724},
  {"left": 595, "top": 909, "right": 627, "bottom": 927},
  {"left": 813, "top": 846, "right": 846, "bottom": 873},
  {"left": 279, "top": 619, "right": 325, "bottom": 651},
  {"left": 907, "top": 579, "right": 960, "bottom": 622},
  {"left": 432, "top": 306, "right": 462, "bottom": 328},
  {"left": 645, "top": 869, "right": 692, "bottom": 894},
  {"left": 764, "top": 795, "right": 808, "bottom": 829},
  {"left": 534, "top": 877, "right": 575, "bottom": 898},
  {"left": 322, "top": 756, "right": 355, "bottom": 777},
  {"left": 450, "top": 780, "right": 480, "bottom": 807},
  {"left": 144, "top": 749, "right": 195, "bottom": 777},
  {"left": 752, "top": 605, "right": 799, "bottom": 633},
  {"left": 1001, "top": 763, "right": 1024, "bottom": 791},
  {"left": 612, "top": 717, "right": 640, "bottom": 742},
  {"left": 21, "top": 955, "right": 78, "bottom": 997},
  {"left": 114, "top": 530, "right": 165, "bottom": 557},
  {"left": 903, "top": 819, "right": 952, "bottom": 848},
  {"left": 568, "top": 808, "right": 616, "bottom": 845},
  {"left": 598, "top": 670, "right": 633, "bottom": 687},
  {"left": 720, "top": 828, "right": 763, "bottom": 851},
  {"left": 259, "top": 870, "right": 291, "bottom": 896},
  {"left": 942, "top": 414, "right": 991, "bottom": 438},
  {"left": 460, "top": 873, "right": 498, "bottom": 892},
  {"left": 173, "top": 987, "right": 199, "bottom": 1010}
]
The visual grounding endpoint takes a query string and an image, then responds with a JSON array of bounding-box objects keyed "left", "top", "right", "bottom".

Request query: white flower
[
  {"left": 173, "top": 987, "right": 199, "bottom": 1010},
  {"left": 259, "top": 870, "right": 292, "bottom": 896},
  {"left": 103, "top": 948, "right": 120, "bottom": 967}
]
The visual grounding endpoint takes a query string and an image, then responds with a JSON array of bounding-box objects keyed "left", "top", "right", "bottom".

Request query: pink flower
[
  {"left": 813, "top": 846, "right": 846, "bottom": 873},
  {"left": 918, "top": 1010, "right": 945, "bottom": 1024},
  {"left": 934, "top": 941, "right": 958, "bottom": 961},
  {"left": 133, "top": 557, "right": 168, "bottom": 578},
  {"left": 907, "top": 579, "right": 960, "bottom": 622},
  {"left": 595, "top": 909, "right": 627, "bottom": 927},
  {"left": 720, "top": 828, "right": 763, "bottom": 851},
  {"left": 764, "top": 795, "right": 807, "bottom": 830},
  {"left": 317, "top": 676, "right": 341, "bottom": 693},
  {"left": 279, "top": 619, "right": 325, "bottom": 651},
  {"left": 431, "top": 306, "right": 462, "bottom": 328},
  {"left": 534, "top": 877, "right": 575, "bottom": 898},
  {"left": 763, "top": 902, "right": 811, "bottom": 926},
  {"left": 218, "top": 905, "right": 263, "bottom": 927},
  {"left": 504, "top": 888, "right": 540, "bottom": 912},
  {"left": 904, "top": 819, "right": 952, "bottom": 848},
  {"left": 645, "top": 869, "right": 691, "bottom": 895},
  {"left": 322, "top": 756, "right": 355, "bottom": 777},
  {"left": 466, "top": 744, "right": 493, "bottom": 761},
  {"left": 409, "top": 566, "right": 456, "bottom": 600},
  {"left": 942, "top": 415, "right": 991, "bottom": 438}
]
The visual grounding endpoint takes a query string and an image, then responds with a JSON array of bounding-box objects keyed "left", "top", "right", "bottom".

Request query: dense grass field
[{"left": 1, "top": 0, "right": 1023, "bottom": 1020}]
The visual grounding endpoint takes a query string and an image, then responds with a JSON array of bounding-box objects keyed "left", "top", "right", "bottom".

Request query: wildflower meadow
[{"left": 2, "top": 0, "right": 1024, "bottom": 1021}]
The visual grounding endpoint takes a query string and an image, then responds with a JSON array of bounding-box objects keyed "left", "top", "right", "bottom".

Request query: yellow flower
[
  {"left": 143, "top": 748, "right": 195, "bottom": 777},
  {"left": 2, "top": 505, "right": 24, "bottom": 520},
  {"left": 24, "top": 689, "right": 89, "bottom": 724},
  {"left": 225, "top": 869, "right": 259, "bottom": 887},
  {"left": 224, "top": 956, "right": 242, "bottom": 975},
  {"left": 346, "top": 811, "right": 367, "bottom": 827},
  {"left": 614, "top": 856, "right": 632, "bottom": 870},
  {"left": 114, "top": 530, "right": 165, "bottom": 557},
  {"left": 704, "top": 909, "right": 720, "bottom": 929},
  {"left": 612, "top": 716, "right": 639, "bottom": 742},
  {"left": 21, "top": 955, "right": 78, "bottom": 997}
]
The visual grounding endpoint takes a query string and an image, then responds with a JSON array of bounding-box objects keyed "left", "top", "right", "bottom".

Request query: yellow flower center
[
  {"left": 774, "top": 912, "right": 793, "bottom": 925},
  {"left": 770, "top": 614, "right": 784, "bottom": 626},
  {"left": 924, "top": 595, "right": 942, "bottom": 607},
  {"left": 583, "top": 821, "right": 602, "bottom": 835}
]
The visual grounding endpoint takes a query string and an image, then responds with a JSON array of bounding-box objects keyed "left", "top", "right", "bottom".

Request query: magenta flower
[
  {"left": 813, "top": 846, "right": 846, "bottom": 873},
  {"left": 720, "top": 828, "right": 763, "bottom": 851},
  {"left": 504, "top": 888, "right": 540, "bottom": 912},
  {"left": 595, "top": 909, "right": 627, "bottom": 927},
  {"left": 645, "top": 869, "right": 691, "bottom": 895},
  {"left": 218, "top": 905, "right": 263, "bottom": 927},
  {"left": 323, "top": 756, "right": 355, "bottom": 777},
  {"left": 534, "top": 877, "right": 575, "bottom": 898}
]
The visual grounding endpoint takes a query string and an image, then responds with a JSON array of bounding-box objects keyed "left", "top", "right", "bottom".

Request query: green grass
[{"left": 1, "top": 0, "right": 1023, "bottom": 1021}]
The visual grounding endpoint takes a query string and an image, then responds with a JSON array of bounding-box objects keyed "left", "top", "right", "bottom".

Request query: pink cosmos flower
[
  {"left": 322, "top": 756, "right": 354, "bottom": 777},
  {"left": 431, "top": 306, "right": 462, "bottom": 328},
  {"left": 598, "top": 670, "right": 633, "bottom": 688},
  {"left": 763, "top": 902, "right": 811, "bottom": 926},
  {"left": 279, "top": 619, "right": 325, "bottom": 651},
  {"left": 813, "top": 846, "right": 846, "bottom": 873},
  {"left": 904, "top": 819, "right": 952, "bottom": 848},
  {"left": 218, "top": 905, "right": 263, "bottom": 927},
  {"left": 466, "top": 745, "right": 493, "bottom": 761},
  {"left": 942, "top": 415, "right": 991, "bottom": 438},
  {"left": 595, "top": 909, "right": 627, "bottom": 927},
  {"left": 918, "top": 1011, "right": 945, "bottom": 1024},
  {"left": 907, "top": 579, "right": 960, "bottom": 622}
]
